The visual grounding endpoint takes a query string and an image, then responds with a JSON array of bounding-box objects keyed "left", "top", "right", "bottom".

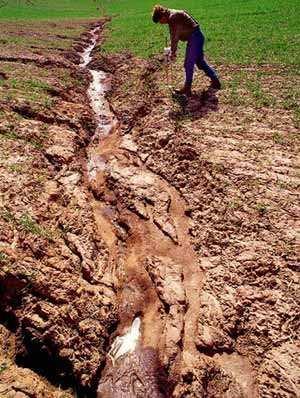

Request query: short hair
[{"left": 152, "top": 5, "right": 169, "bottom": 23}]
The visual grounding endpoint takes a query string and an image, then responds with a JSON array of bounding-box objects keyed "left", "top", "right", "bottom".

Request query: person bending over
[{"left": 152, "top": 4, "right": 221, "bottom": 96}]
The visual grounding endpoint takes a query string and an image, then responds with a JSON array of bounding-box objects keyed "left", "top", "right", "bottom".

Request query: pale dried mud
[{"left": 0, "top": 18, "right": 299, "bottom": 398}]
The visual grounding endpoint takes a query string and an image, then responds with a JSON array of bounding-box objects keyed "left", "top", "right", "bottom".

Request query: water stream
[
  {"left": 79, "top": 25, "right": 142, "bottom": 366},
  {"left": 80, "top": 26, "right": 117, "bottom": 140}
]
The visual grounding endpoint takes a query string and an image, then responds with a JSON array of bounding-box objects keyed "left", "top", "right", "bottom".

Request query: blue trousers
[{"left": 184, "top": 28, "right": 218, "bottom": 86}]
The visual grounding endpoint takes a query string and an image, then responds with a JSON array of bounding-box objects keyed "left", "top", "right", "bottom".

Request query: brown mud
[
  {"left": 0, "top": 19, "right": 299, "bottom": 398},
  {"left": 86, "top": 25, "right": 299, "bottom": 397}
]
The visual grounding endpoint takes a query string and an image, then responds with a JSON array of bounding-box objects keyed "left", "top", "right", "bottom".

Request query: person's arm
[{"left": 169, "top": 23, "right": 179, "bottom": 59}]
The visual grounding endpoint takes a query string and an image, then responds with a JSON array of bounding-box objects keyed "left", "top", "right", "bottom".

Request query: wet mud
[
  {"left": 80, "top": 24, "right": 204, "bottom": 397},
  {"left": 82, "top": 23, "right": 299, "bottom": 397}
]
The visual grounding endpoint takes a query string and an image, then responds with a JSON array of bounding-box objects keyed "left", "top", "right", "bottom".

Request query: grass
[
  {"left": 246, "top": 80, "right": 276, "bottom": 107},
  {"left": 101, "top": 0, "right": 300, "bottom": 65},
  {"left": 0, "top": 127, "right": 44, "bottom": 149},
  {"left": 9, "top": 162, "right": 24, "bottom": 173},
  {"left": 222, "top": 69, "right": 299, "bottom": 120},
  {"left": 0, "top": 208, "right": 53, "bottom": 239},
  {"left": 0, "top": 74, "right": 53, "bottom": 106},
  {"left": 0, "top": 0, "right": 299, "bottom": 65},
  {"left": 272, "top": 132, "right": 285, "bottom": 145}
]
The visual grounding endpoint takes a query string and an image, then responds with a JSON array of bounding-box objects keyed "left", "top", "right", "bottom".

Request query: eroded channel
[{"left": 79, "top": 24, "right": 204, "bottom": 397}]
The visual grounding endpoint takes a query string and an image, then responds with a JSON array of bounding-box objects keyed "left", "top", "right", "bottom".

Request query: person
[{"left": 152, "top": 5, "right": 221, "bottom": 96}]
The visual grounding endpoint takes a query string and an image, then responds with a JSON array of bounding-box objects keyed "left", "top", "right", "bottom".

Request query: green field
[{"left": 1, "top": 0, "right": 299, "bottom": 64}]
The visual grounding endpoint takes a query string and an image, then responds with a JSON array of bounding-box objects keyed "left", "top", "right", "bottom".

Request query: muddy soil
[
  {"left": 0, "top": 19, "right": 118, "bottom": 397},
  {"left": 0, "top": 18, "right": 299, "bottom": 398},
  {"left": 87, "top": 34, "right": 299, "bottom": 397}
]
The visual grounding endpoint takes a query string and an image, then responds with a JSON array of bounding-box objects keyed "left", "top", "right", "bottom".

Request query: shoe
[
  {"left": 210, "top": 78, "right": 221, "bottom": 90},
  {"left": 174, "top": 84, "right": 192, "bottom": 97}
]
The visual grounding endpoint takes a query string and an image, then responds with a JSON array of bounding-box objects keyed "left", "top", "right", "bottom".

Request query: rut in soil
[{"left": 80, "top": 24, "right": 203, "bottom": 396}]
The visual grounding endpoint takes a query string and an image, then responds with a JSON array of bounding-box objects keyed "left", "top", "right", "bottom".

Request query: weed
[
  {"left": 282, "top": 90, "right": 299, "bottom": 110},
  {"left": 40, "top": 124, "right": 49, "bottom": 137},
  {"left": 59, "top": 223, "right": 72, "bottom": 234},
  {"left": 18, "top": 213, "right": 52, "bottom": 239},
  {"left": 0, "top": 127, "right": 43, "bottom": 149},
  {"left": 293, "top": 107, "right": 300, "bottom": 128},
  {"left": 1, "top": 208, "right": 14, "bottom": 222},
  {"left": 212, "top": 163, "right": 225, "bottom": 173},
  {"left": 228, "top": 200, "right": 242, "bottom": 210},
  {"left": 20, "top": 267, "right": 38, "bottom": 284},
  {"left": 272, "top": 132, "right": 285, "bottom": 145},
  {"left": 3, "top": 92, "right": 13, "bottom": 102},
  {"left": 0, "top": 252, "right": 8, "bottom": 263},
  {"left": 9, "top": 163, "right": 24, "bottom": 173},
  {"left": 0, "top": 362, "right": 8, "bottom": 374},
  {"left": 256, "top": 202, "right": 268, "bottom": 215},
  {"left": 44, "top": 97, "right": 54, "bottom": 109},
  {"left": 30, "top": 139, "right": 43, "bottom": 149},
  {"left": 19, "top": 213, "right": 39, "bottom": 234},
  {"left": 36, "top": 174, "right": 47, "bottom": 183},
  {"left": 0, "top": 129, "right": 19, "bottom": 141}
]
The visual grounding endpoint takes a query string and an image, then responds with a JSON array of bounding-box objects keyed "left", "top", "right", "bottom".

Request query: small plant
[
  {"left": 282, "top": 90, "right": 299, "bottom": 110},
  {"left": 293, "top": 107, "right": 300, "bottom": 129},
  {"left": 272, "top": 132, "right": 285, "bottom": 145},
  {"left": 44, "top": 96, "right": 54, "bottom": 109},
  {"left": 9, "top": 163, "right": 23, "bottom": 173},
  {"left": 256, "top": 202, "right": 268, "bottom": 215},
  {"left": 227, "top": 75, "right": 246, "bottom": 106},
  {"left": 29, "top": 139, "right": 43, "bottom": 149},
  {"left": 0, "top": 128, "right": 42, "bottom": 149},
  {"left": 1, "top": 208, "right": 14, "bottom": 222},
  {"left": 0, "top": 362, "right": 8, "bottom": 374},
  {"left": 19, "top": 213, "right": 42, "bottom": 234},
  {"left": 18, "top": 213, "right": 52, "bottom": 239},
  {"left": 59, "top": 223, "right": 72, "bottom": 234},
  {"left": 0, "top": 252, "right": 8, "bottom": 263},
  {"left": 0, "top": 128, "right": 19, "bottom": 141},
  {"left": 212, "top": 163, "right": 225, "bottom": 173}
]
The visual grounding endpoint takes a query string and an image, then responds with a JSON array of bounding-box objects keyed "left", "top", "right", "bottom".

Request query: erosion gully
[{"left": 80, "top": 25, "right": 202, "bottom": 396}]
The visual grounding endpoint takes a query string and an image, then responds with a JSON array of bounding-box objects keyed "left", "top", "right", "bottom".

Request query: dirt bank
[{"left": 0, "top": 19, "right": 119, "bottom": 397}]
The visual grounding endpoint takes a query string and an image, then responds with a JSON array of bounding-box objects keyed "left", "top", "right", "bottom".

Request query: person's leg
[
  {"left": 175, "top": 41, "right": 194, "bottom": 96},
  {"left": 196, "top": 41, "right": 221, "bottom": 89},
  {"left": 177, "top": 31, "right": 202, "bottom": 95},
  {"left": 183, "top": 39, "right": 195, "bottom": 94},
  {"left": 196, "top": 56, "right": 218, "bottom": 80}
]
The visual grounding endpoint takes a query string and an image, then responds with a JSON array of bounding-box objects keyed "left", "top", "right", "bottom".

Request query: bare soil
[{"left": 0, "top": 19, "right": 299, "bottom": 398}]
